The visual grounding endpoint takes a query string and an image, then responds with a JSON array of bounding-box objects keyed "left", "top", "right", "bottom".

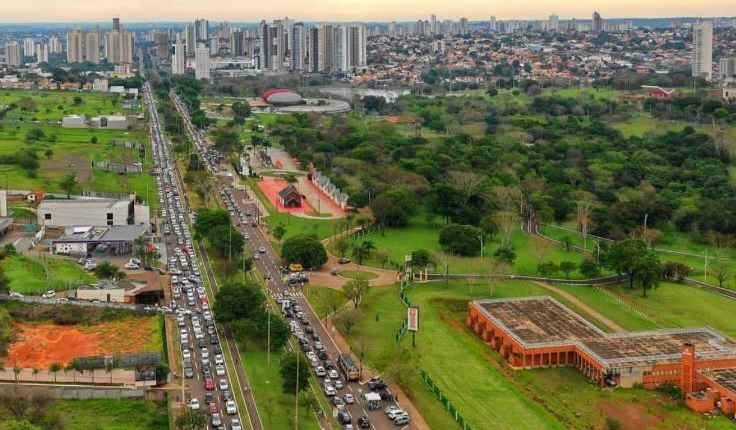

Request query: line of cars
[{"left": 146, "top": 83, "right": 242, "bottom": 430}]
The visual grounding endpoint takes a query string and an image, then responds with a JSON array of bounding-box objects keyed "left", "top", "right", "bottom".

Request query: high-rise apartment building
[
  {"left": 592, "top": 11, "right": 604, "bottom": 33},
  {"left": 22, "top": 38, "right": 35, "bottom": 58},
  {"left": 35, "top": 43, "right": 49, "bottom": 63},
  {"left": 5, "top": 42, "right": 23, "bottom": 67},
  {"left": 693, "top": 19, "right": 714, "bottom": 81},
  {"left": 152, "top": 31, "right": 170, "bottom": 58},
  {"left": 548, "top": 15, "right": 560, "bottom": 32},
  {"left": 195, "top": 19, "right": 209, "bottom": 44},
  {"left": 67, "top": 31, "right": 99, "bottom": 63},
  {"left": 258, "top": 21, "right": 272, "bottom": 70},
  {"left": 291, "top": 23, "right": 306, "bottom": 72},
  {"left": 318, "top": 23, "right": 336, "bottom": 73},
  {"left": 49, "top": 36, "right": 62, "bottom": 54},
  {"left": 430, "top": 15, "right": 438, "bottom": 35},
  {"left": 185, "top": 25, "right": 195, "bottom": 57},
  {"left": 721, "top": 57, "right": 736, "bottom": 84},
  {"left": 172, "top": 37, "right": 186, "bottom": 75},
  {"left": 194, "top": 45, "right": 210, "bottom": 80},
  {"left": 459, "top": 18, "right": 468, "bottom": 34},
  {"left": 231, "top": 30, "right": 245, "bottom": 56},
  {"left": 307, "top": 27, "right": 319, "bottom": 73},
  {"left": 489, "top": 16, "right": 497, "bottom": 32},
  {"left": 84, "top": 31, "right": 100, "bottom": 64},
  {"left": 273, "top": 19, "right": 286, "bottom": 71}
]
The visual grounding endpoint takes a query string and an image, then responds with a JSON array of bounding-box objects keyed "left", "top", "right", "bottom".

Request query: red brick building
[{"left": 468, "top": 297, "right": 736, "bottom": 416}]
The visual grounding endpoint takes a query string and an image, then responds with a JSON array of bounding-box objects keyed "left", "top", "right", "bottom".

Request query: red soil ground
[
  {"left": 6, "top": 323, "right": 103, "bottom": 368},
  {"left": 257, "top": 178, "right": 315, "bottom": 215},
  {"left": 6, "top": 318, "right": 158, "bottom": 368}
]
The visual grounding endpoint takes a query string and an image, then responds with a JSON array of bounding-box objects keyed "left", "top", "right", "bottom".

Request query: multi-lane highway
[
  {"left": 168, "top": 91, "right": 412, "bottom": 430},
  {"left": 145, "top": 83, "right": 255, "bottom": 430}
]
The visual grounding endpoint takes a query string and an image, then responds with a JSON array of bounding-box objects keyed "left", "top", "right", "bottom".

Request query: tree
[
  {"left": 343, "top": 278, "right": 370, "bottom": 309},
  {"left": 579, "top": 259, "right": 601, "bottom": 279},
  {"left": 48, "top": 362, "right": 62, "bottom": 383},
  {"left": 211, "top": 127, "right": 242, "bottom": 155},
  {"left": 58, "top": 172, "right": 78, "bottom": 198},
  {"left": 635, "top": 252, "right": 662, "bottom": 297},
  {"left": 370, "top": 188, "right": 417, "bottom": 228},
  {"left": 493, "top": 245, "right": 517, "bottom": 266},
  {"left": 209, "top": 225, "right": 245, "bottom": 259},
  {"left": 213, "top": 280, "right": 265, "bottom": 324},
  {"left": 334, "top": 237, "right": 351, "bottom": 258},
  {"left": 411, "top": 249, "right": 434, "bottom": 269},
  {"left": 25, "top": 128, "right": 45, "bottom": 142},
  {"left": 280, "top": 352, "right": 309, "bottom": 394},
  {"left": 559, "top": 261, "right": 577, "bottom": 278},
  {"left": 281, "top": 235, "right": 328, "bottom": 269},
  {"left": 72, "top": 96, "right": 83, "bottom": 105},
  {"left": 711, "top": 259, "right": 730, "bottom": 288},
  {"left": 231, "top": 101, "right": 251, "bottom": 124},
  {"left": 175, "top": 409, "right": 207, "bottom": 430},
  {"left": 0, "top": 308, "right": 12, "bottom": 357},
  {"left": 351, "top": 240, "right": 376, "bottom": 265},
  {"left": 662, "top": 261, "right": 691, "bottom": 282},
  {"left": 194, "top": 208, "right": 231, "bottom": 240},
  {"left": 0, "top": 268, "right": 9, "bottom": 294},
  {"left": 536, "top": 262, "right": 558, "bottom": 278},
  {"left": 272, "top": 224, "right": 287, "bottom": 242},
  {"left": 605, "top": 239, "right": 650, "bottom": 289},
  {"left": 438, "top": 224, "right": 482, "bottom": 256},
  {"left": 94, "top": 261, "right": 126, "bottom": 280}
]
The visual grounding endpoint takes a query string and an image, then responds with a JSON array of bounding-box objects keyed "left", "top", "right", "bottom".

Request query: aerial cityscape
[{"left": 0, "top": 2, "right": 735, "bottom": 430}]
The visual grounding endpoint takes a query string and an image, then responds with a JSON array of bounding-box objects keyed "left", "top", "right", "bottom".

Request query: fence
[
  {"left": 420, "top": 369, "right": 474, "bottom": 430},
  {"left": 425, "top": 272, "right": 625, "bottom": 286},
  {"left": 394, "top": 278, "right": 413, "bottom": 343},
  {"left": 0, "top": 367, "right": 137, "bottom": 386},
  {"left": 0, "top": 383, "right": 146, "bottom": 400}
]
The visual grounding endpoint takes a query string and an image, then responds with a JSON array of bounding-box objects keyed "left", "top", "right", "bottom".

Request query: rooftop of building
[
  {"left": 53, "top": 224, "right": 146, "bottom": 243},
  {"left": 472, "top": 297, "right": 736, "bottom": 369},
  {"left": 702, "top": 368, "right": 736, "bottom": 393},
  {"left": 39, "top": 198, "right": 132, "bottom": 209}
]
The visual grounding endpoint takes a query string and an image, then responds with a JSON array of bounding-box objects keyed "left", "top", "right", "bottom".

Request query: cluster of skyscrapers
[
  {"left": 66, "top": 18, "right": 134, "bottom": 65},
  {"left": 3, "top": 36, "right": 62, "bottom": 67},
  {"left": 170, "top": 17, "right": 367, "bottom": 80}
]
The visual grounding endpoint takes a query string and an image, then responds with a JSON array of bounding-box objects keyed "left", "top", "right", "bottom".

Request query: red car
[
  {"left": 208, "top": 402, "right": 218, "bottom": 415},
  {"left": 205, "top": 377, "right": 215, "bottom": 391}
]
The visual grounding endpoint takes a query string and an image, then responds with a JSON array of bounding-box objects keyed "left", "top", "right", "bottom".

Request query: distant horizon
[
  {"left": 0, "top": 15, "right": 734, "bottom": 26},
  {"left": 1, "top": 0, "right": 735, "bottom": 24}
]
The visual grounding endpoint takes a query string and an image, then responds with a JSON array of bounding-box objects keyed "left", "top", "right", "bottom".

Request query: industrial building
[
  {"left": 468, "top": 297, "right": 736, "bottom": 415},
  {"left": 50, "top": 224, "right": 147, "bottom": 256}
]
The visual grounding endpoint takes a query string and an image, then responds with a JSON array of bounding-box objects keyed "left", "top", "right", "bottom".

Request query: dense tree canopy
[{"left": 281, "top": 235, "right": 328, "bottom": 269}]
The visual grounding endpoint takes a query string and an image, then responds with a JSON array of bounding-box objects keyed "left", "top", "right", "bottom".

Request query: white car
[
  {"left": 225, "top": 400, "right": 237, "bottom": 415},
  {"left": 214, "top": 354, "right": 224, "bottom": 365},
  {"left": 344, "top": 393, "right": 355, "bottom": 404},
  {"left": 41, "top": 290, "right": 56, "bottom": 299},
  {"left": 215, "top": 364, "right": 226, "bottom": 376},
  {"left": 324, "top": 384, "right": 336, "bottom": 396},
  {"left": 124, "top": 261, "right": 140, "bottom": 270},
  {"left": 218, "top": 379, "right": 229, "bottom": 391},
  {"left": 189, "top": 398, "right": 200, "bottom": 410}
]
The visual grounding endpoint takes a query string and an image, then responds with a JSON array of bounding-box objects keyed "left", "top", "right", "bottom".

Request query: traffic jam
[
  {"left": 145, "top": 83, "right": 243, "bottom": 430},
  {"left": 170, "top": 89, "right": 413, "bottom": 429}
]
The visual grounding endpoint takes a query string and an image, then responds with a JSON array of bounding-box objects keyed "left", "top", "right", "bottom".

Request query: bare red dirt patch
[
  {"left": 599, "top": 400, "right": 663, "bottom": 430},
  {"left": 257, "top": 178, "right": 315, "bottom": 215}
]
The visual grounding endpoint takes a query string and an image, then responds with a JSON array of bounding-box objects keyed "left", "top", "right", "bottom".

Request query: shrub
[{"left": 438, "top": 224, "right": 482, "bottom": 256}]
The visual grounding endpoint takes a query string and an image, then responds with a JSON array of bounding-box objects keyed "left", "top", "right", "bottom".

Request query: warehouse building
[
  {"left": 468, "top": 297, "right": 736, "bottom": 415},
  {"left": 37, "top": 197, "right": 149, "bottom": 228}
]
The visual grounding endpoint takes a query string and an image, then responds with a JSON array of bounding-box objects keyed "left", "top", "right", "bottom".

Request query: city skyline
[{"left": 1, "top": 0, "right": 735, "bottom": 23}]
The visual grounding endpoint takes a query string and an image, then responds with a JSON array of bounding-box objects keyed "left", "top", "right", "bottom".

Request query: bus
[{"left": 338, "top": 353, "right": 360, "bottom": 381}]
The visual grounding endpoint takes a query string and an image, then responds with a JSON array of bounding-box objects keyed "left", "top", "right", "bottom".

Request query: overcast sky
[{"left": 2, "top": 0, "right": 733, "bottom": 23}]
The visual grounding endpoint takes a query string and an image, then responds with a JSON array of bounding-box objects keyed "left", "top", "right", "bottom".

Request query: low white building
[
  {"left": 724, "top": 87, "right": 736, "bottom": 104},
  {"left": 90, "top": 115, "right": 128, "bottom": 129},
  {"left": 61, "top": 115, "right": 86, "bottom": 128},
  {"left": 92, "top": 78, "right": 109, "bottom": 92},
  {"left": 38, "top": 197, "right": 149, "bottom": 228},
  {"left": 51, "top": 224, "right": 147, "bottom": 256}
]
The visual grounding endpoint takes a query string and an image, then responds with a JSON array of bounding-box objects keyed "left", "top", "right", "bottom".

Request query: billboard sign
[{"left": 407, "top": 306, "right": 419, "bottom": 332}]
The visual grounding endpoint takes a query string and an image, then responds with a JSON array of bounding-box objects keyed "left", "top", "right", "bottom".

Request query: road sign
[{"left": 407, "top": 306, "right": 419, "bottom": 332}]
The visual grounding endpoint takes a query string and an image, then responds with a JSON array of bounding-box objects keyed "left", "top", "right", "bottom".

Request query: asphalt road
[
  {"left": 145, "top": 83, "right": 251, "bottom": 430},
  {"left": 168, "top": 91, "right": 411, "bottom": 430}
]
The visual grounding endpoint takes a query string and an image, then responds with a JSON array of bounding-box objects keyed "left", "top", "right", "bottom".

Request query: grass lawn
[
  {"left": 613, "top": 112, "right": 736, "bottom": 152},
  {"left": 304, "top": 287, "right": 347, "bottom": 319},
  {"left": 338, "top": 270, "right": 378, "bottom": 280},
  {"left": 342, "top": 281, "right": 564, "bottom": 430},
  {"left": 50, "top": 399, "right": 169, "bottom": 430},
  {"left": 338, "top": 280, "right": 736, "bottom": 429},
  {"left": 353, "top": 217, "right": 589, "bottom": 277},
  {"left": 239, "top": 347, "right": 321, "bottom": 430},
  {"left": 2, "top": 255, "right": 95, "bottom": 294}
]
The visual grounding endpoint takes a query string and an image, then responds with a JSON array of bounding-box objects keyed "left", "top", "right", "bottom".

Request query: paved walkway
[{"left": 532, "top": 281, "right": 625, "bottom": 332}]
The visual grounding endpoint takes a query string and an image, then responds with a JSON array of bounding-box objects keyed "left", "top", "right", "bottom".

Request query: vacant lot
[
  {"left": 51, "top": 399, "right": 168, "bottom": 430},
  {"left": 0, "top": 123, "right": 158, "bottom": 209},
  {"left": 2, "top": 255, "right": 95, "bottom": 294},
  {"left": 0, "top": 89, "right": 137, "bottom": 122},
  {"left": 6, "top": 316, "right": 163, "bottom": 368}
]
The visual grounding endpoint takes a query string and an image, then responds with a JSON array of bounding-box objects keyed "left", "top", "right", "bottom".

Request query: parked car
[{"left": 189, "top": 398, "right": 200, "bottom": 410}]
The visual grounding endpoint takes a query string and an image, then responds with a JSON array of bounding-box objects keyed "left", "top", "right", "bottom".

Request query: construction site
[{"left": 467, "top": 296, "right": 736, "bottom": 416}]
